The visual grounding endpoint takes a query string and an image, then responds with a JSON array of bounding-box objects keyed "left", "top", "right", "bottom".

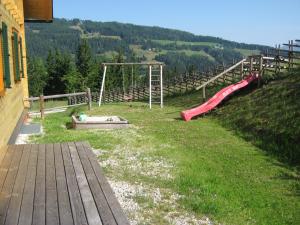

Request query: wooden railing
[{"left": 25, "top": 88, "right": 92, "bottom": 119}]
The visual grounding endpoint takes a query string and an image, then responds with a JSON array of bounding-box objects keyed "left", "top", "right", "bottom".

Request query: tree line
[{"left": 27, "top": 40, "right": 146, "bottom": 96}]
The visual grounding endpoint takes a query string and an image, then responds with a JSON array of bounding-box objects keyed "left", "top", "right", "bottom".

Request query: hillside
[
  {"left": 25, "top": 18, "right": 269, "bottom": 72},
  {"left": 215, "top": 69, "right": 300, "bottom": 165},
  {"left": 168, "top": 68, "right": 300, "bottom": 165}
]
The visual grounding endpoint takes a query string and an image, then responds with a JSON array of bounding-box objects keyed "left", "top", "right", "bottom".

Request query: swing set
[{"left": 98, "top": 62, "right": 164, "bottom": 109}]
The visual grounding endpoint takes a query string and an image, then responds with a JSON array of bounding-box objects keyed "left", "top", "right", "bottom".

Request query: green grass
[
  {"left": 81, "top": 32, "right": 122, "bottom": 40},
  {"left": 234, "top": 48, "right": 260, "bottom": 57},
  {"left": 29, "top": 100, "right": 69, "bottom": 112},
  {"left": 130, "top": 44, "right": 215, "bottom": 62},
  {"left": 32, "top": 78, "right": 300, "bottom": 224},
  {"left": 152, "top": 39, "right": 218, "bottom": 47},
  {"left": 215, "top": 68, "right": 300, "bottom": 165}
]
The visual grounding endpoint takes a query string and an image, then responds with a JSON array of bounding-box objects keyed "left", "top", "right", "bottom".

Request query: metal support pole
[
  {"left": 98, "top": 65, "right": 107, "bottom": 106},
  {"left": 160, "top": 65, "right": 163, "bottom": 108},
  {"left": 149, "top": 65, "right": 152, "bottom": 109}
]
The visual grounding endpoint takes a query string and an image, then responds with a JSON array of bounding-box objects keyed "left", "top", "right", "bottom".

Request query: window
[
  {"left": 2, "top": 22, "right": 11, "bottom": 88},
  {"left": 12, "top": 31, "right": 21, "bottom": 82},
  {"left": 19, "top": 37, "right": 24, "bottom": 78},
  {"left": 0, "top": 32, "right": 4, "bottom": 96}
]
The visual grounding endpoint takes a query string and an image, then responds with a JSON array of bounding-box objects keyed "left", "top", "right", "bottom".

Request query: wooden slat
[
  {"left": 82, "top": 142, "right": 129, "bottom": 225},
  {"left": 75, "top": 142, "right": 117, "bottom": 225},
  {"left": 0, "top": 147, "right": 14, "bottom": 193},
  {"left": 68, "top": 143, "right": 102, "bottom": 225},
  {"left": 45, "top": 144, "right": 59, "bottom": 225},
  {"left": 61, "top": 143, "right": 88, "bottom": 225},
  {"left": 18, "top": 144, "right": 39, "bottom": 225},
  {"left": 4, "top": 144, "right": 31, "bottom": 225},
  {"left": 32, "top": 144, "right": 46, "bottom": 225},
  {"left": 0, "top": 147, "right": 8, "bottom": 166},
  {"left": 53, "top": 143, "right": 73, "bottom": 225},
  {"left": 0, "top": 145, "right": 24, "bottom": 225}
]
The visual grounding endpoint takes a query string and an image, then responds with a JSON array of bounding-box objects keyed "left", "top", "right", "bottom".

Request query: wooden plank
[
  {"left": 0, "top": 145, "right": 24, "bottom": 225},
  {"left": 67, "top": 143, "right": 102, "bottom": 225},
  {"left": 61, "top": 143, "right": 88, "bottom": 225},
  {"left": 18, "top": 144, "right": 39, "bottom": 225},
  {"left": 4, "top": 144, "right": 31, "bottom": 225},
  {"left": 0, "top": 146, "right": 9, "bottom": 173},
  {"left": 32, "top": 144, "right": 46, "bottom": 225},
  {"left": 75, "top": 142, "right": 117, "bottom": 225},
  {"left": 195, "top": 60, "right": 246, "bottom": 91},
  {"left": 53, "top": 143, "right": 73, "bottom": 225},
  {"left": 45, "top": 144, "right": 59, "bottom": 225},
  {"left": 0, "top": 146, "right": 15, "bottom": 214},
  {"left": 82, "top": 142, "right": 129, "bottom": 225}
]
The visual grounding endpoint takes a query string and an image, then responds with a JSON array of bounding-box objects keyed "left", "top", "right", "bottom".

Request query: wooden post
[
  {"left": 291, "top": 40, "right": 294, "bottom": 69},
  {"left": 259, "top": 55, "right": 263, "bottom": 72},
  {"left": 240, "top": 62, "right": 244, "bottom": 79},
  {"left": 258, "top": 55, "right": 263, "bottom": 88},
  {"left": 87, "top": 88, "right": 92, "bottom": 110},
  {"left": 278, "top": 45, "right": 281, "bottom": 73},
  {"left": 202, "top": 86, "right": 206, "bottom": 101},
  {"left": 39, "top": 95, "right": 44, "bottom": 119},
  {"left": 30, "top": 96, "right": 34, "bottom": 109},
  {"left": 250, "top": 57, "right": 253, "bottom": 72},
  {"left": 288, "top": 40, "right": 291, "bottom": 70}
]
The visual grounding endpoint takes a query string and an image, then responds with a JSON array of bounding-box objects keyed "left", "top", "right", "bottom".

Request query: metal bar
[
  {"left": 98, "top": 65, "right": 107, "bottom": 107},
  {"left": 160, "top": 65, "right": 163, "bottom": 108},
  {"left": 149, "top": 65, "right": 152, "bottom": 109}
]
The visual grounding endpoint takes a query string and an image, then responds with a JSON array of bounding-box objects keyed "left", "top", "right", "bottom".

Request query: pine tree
[
  {"left": 76, "top": 39, "right": 92, "bottom": 88},
  {"left": 44, "top": 49, "right": 73, "bottom": 94},
  {"left": 27, "top": 57, "right": 48, "bottom": 96}
]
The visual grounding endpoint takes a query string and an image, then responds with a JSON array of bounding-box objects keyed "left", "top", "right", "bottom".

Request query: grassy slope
[
  {"left": 33, "top": 80, "right": 300, "bottom": 225},
  {"left": 215, "top": 69, "right": 300, "bottom": 165}
]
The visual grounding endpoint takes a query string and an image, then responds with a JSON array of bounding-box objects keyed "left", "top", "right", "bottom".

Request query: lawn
[
  {"left": 32, "top": 96, "right": 300, "bottom": 224},
  {"left": 152, "top": 39, "right": 218, "bottom": 47}
]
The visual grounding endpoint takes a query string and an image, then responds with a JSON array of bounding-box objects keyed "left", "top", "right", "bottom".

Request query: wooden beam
[{"left": 196, "top": 59, "right": 246, "bottom": 91}]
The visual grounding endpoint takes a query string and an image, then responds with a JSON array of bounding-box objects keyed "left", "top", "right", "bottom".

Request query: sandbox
[{"left": 72, "top": 115, "right": 129, "bottom": 129}]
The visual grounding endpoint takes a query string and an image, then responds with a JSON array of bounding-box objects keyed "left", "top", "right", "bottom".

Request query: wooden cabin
[{"left": 0, "top": 0, "right": 53, "bottom": 147}]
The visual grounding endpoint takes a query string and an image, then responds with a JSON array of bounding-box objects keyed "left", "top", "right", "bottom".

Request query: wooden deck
[{"left": 0, "top": 142, "right": 129, "bottom": 225}]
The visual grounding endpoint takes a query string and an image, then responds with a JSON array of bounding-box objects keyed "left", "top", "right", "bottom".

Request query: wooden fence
[
  {"left": 26, "top": 39, "right": 300, "bottom": 115},
  {"left": 25, "top": 88, "right": 92, "bottom": 119}
]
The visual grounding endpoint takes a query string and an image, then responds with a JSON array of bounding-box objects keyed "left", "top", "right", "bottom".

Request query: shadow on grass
[{"left": 66, "top": 122, "right": 73, "bottom": 130}]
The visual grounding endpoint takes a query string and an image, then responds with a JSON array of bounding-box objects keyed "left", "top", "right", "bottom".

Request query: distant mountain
[{"left": 25, "top": 18, "right": 270, "bottom": 72}]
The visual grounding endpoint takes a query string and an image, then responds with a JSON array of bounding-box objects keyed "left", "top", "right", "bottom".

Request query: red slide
[{"left": 181, "top": 73, "right": 258, "bottom": 121}]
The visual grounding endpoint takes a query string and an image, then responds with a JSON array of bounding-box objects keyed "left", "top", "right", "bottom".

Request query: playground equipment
[
  {"left": 98, "top": 62, "right": 164, "bottom": 109},
  {"left": 181, "top": 73, "right": 258, "bottom": 121}
]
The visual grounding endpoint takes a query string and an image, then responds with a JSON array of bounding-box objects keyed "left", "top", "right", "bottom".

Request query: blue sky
[{"left": 54, "top": 0, "right": 300, "bottom": 46}]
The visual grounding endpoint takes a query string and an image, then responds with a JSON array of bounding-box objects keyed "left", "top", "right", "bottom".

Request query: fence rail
[{"left": 25, "top": 89, "right": 92, "bottom": 118}]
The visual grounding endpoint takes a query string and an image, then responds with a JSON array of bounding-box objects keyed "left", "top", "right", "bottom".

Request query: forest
[{"left": 26, "top": 18, "right": 271, "bottom": 96}]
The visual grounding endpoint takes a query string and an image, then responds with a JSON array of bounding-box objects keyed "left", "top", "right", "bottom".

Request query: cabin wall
[{"left": 0, "top": 0, "right": 28, "bottom": 147}]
